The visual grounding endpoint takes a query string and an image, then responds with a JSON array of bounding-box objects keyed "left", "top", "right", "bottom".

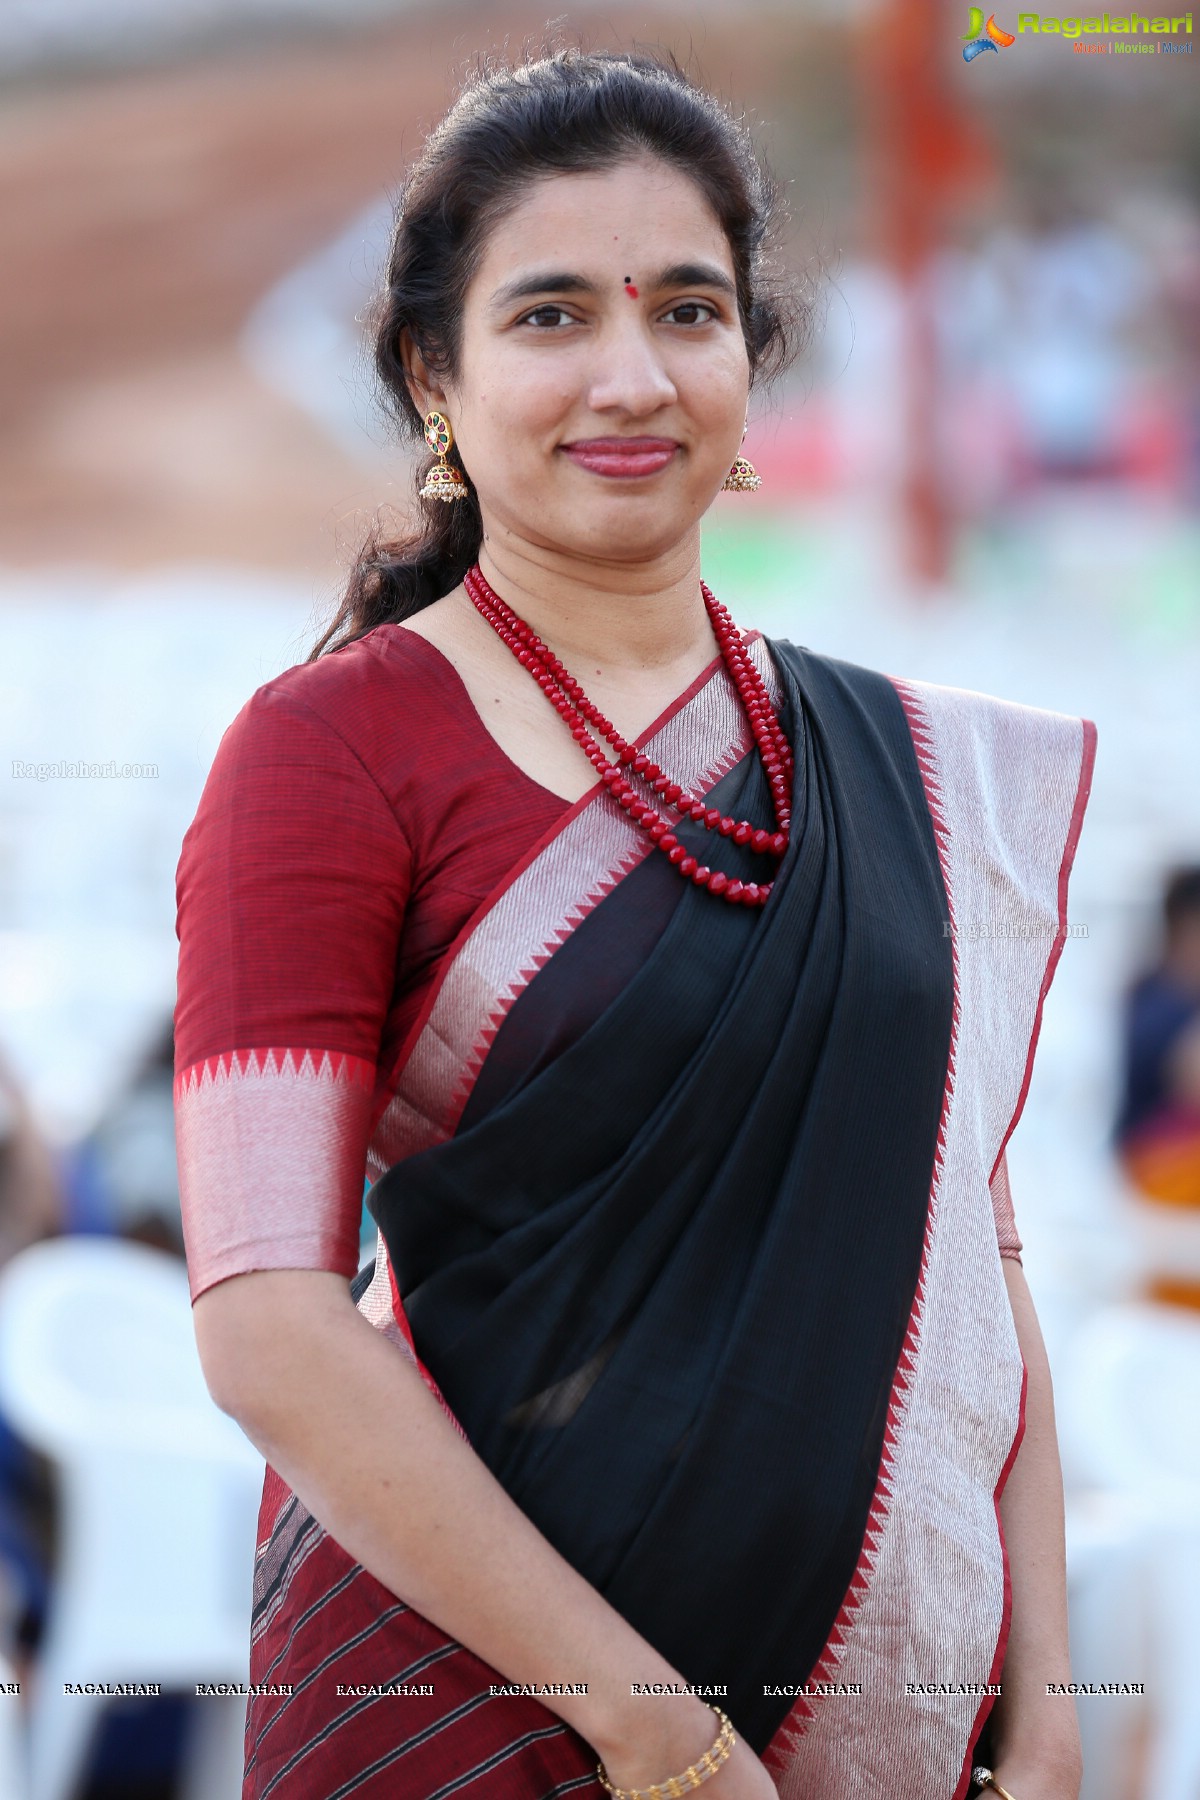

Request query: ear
[{"left": 399, "top": 327, "right": 450, "bottom": 421}]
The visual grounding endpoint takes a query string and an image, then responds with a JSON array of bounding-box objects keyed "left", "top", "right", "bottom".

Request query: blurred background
[{"left": 0, "top": 1, "right": 1198, "bottom": 1795}]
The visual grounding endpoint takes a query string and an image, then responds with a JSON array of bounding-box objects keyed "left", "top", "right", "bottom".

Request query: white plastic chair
[
  {"left": 1059, "top": 1302, "right": 1200, "bottom": 1800},
  {"left": 0, "top": 1237, "right": 264, "bottom": 1800},
  {"left": 1063, "top": 1494, "right": 1153, "bottom": 1800}
]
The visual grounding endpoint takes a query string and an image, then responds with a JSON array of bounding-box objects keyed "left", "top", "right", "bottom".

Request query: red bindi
[{"left": 624, "top": 278, "right": 639, "bottom": 299}]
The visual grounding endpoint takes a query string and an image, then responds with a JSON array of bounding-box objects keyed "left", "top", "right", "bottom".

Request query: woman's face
[{"left": 429, "top": 155, "right": 753, "bottom": 568}]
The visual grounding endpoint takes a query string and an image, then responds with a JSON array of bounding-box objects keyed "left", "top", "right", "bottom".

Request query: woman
[
  {"left": 1114, "top": 866, "right": 1200, "bottom": 1308},
  {"left": 174, "top": 49, "right": 1092, "bottom": 1800}
]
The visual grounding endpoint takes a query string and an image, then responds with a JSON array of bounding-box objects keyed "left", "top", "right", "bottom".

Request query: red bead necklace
[{"left": 464, "top": 563, "right": 793, "bottom": 908}]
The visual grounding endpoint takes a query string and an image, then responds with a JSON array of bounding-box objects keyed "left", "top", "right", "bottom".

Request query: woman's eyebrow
[
  {"left": 488, "top": 261, "right": 737, "bottom": 313},
  {"left": 654, "top": 262, "right": 737, "bottom": 298},
  {"left": 488, "top": 271, "right": 597, "bottom": 312}
]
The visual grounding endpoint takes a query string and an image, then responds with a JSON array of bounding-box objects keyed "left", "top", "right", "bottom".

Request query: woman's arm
[
  {"left": 194, "top": 1267, "right": 776, "bottom": 1798},
  {"left": 987, "top": 1258, "right": 1083, "bottom": 1800}
]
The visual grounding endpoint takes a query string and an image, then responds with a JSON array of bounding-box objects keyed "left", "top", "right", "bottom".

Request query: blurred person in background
[
  {"left": 0, "top": 1046, "right": 61, "bottom": 1680},
  {"left": 0, "top": 1048, "right": 60, "bottom": 1274},
  {"left": 1115, "top": 865, "right": 1200, "bottom": 1307},
  {"left": 991, "top": 196, "right": 1148, "bottom": 491},
  {"left": 73, "top": 1019, "right": 184, "bottom": 1259},
  {"left": 174, "top": 46, "right": 1091, "bottom": 1800},
  {"left": 26, "top": 1024, "right": 192, "bottom": 1800}
]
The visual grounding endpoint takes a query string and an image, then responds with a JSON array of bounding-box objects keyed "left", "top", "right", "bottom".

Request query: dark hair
[{"left": 309, "top": 46, "right": 810, "bottom": 661}]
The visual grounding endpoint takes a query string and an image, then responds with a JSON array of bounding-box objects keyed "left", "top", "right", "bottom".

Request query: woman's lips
[{"left": 560, "top": 438, "right": 679, "bottom": 478}]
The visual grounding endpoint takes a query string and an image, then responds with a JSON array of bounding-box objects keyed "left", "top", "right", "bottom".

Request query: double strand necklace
[{"left": 464, "top": 563, "right": 794, "bottom": 909}]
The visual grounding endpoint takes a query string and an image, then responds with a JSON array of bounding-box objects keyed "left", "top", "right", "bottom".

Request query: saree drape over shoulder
[{"left": 173, "top": 623, "right": 1095, "bottom": 1800}]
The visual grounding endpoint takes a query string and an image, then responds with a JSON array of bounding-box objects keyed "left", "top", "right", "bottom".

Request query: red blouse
[
  {"left": 173, "top": 625, "right": 1022, "bottom": 1303},
  {"left": 174, "top": 626, "right": 572, "bottom": 1299}
]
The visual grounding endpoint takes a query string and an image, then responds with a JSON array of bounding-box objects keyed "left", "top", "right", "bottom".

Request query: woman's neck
[{"left": 475, "top": 533, "right": 716, "bottom": 679}]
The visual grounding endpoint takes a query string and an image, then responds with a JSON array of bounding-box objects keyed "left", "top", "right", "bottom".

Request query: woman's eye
[
  {"left": 520, "top": 305, "right": 576, "bottom": 329},
  {"left": 516, "top": 299, "right": 718, "bottom": 330},
  {"left": 663, "top": 301, "right": 718, "bottom": 326}
]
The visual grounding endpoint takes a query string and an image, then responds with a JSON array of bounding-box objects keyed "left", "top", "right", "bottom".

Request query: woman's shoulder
[
  {"left": 879, "top": 671, "right": 1098, "bottom": 824},
  {"left": 767, "top": 638, "right": 1097, "bottom": 856},
  {"left": 218, "top": 623, "right": 469, "bottom": 772},
  {"left": 884, "top": 669, "right": 1092, "bottom": 736},
  {"left": 768, "top": 636, "right": 1095, "bottom": 749}
]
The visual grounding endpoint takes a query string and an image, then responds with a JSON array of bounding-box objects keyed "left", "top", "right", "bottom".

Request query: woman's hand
[
  {"left": 196, "top": 1273, "right": 777, "bottom": 1788},
  {"left": 989, "top": 1260, "right": 1084, "bottom": 1800},
  {"left": 704, "top": 1734, "right": 779, "bottom": 1798},
  {"left": 595, "top": 1701, "right": 778, "bottom": 1798},
  {"left": 984, "top": 1739, "right": 1083, "bottom": 1800}
]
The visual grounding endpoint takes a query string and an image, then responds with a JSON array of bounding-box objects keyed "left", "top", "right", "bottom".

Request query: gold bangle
[
  {"left": 596, "top": 1705, "right": 736, "bottom": 1800},
  {"left": 973, "top": 1767, "right": 1018, "bottom": 1800}
]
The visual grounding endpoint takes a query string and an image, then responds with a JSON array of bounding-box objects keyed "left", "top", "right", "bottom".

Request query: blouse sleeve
[
  {"left": 173, "top": 681, "right": 411, "bottom": 1303},
  {"left": 990, "top": 1150, "right": 1023, "bottom": 1264}
]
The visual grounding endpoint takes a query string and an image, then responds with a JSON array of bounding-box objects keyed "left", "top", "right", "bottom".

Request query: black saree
[{"left": 364, "top": 638, "right": 955, "bottom": 1755}]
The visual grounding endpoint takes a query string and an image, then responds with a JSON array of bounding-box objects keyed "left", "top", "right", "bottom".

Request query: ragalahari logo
[
  {"left": 963, "top": 10, "right": 1194, "bottom": 56},
  {"left": 962, "top": 8, "right": 1018, "bottom": 56}
]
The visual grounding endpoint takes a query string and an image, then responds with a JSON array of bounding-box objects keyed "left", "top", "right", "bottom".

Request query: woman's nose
[{"left": 586, "top": 319, "right": 678, "bottom": 416}]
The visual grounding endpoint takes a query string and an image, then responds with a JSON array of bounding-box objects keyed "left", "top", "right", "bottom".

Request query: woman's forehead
[{"left": 473, "top": 159, "right": 732, "bottom": 279}]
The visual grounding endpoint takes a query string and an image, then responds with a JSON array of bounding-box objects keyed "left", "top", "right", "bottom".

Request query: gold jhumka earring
[
  {"left": 721, "top": 453, "right": 762, "bottom": 491},
  {"left": 419, "top": 411, "right": 469, "bottom": 502},
  {"left": 722, "top": 425, "right": 762, "bottom": 491}
]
